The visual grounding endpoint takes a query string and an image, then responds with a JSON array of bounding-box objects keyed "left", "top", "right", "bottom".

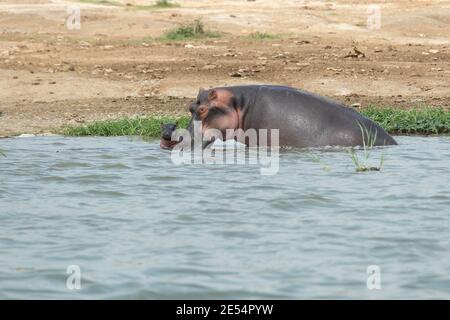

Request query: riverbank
[
  {"left": 60, "top": 107, "right": 450, "bottom": 137},
  {"left": 1, "top": 0, "right": 449, "bottom": 137}
]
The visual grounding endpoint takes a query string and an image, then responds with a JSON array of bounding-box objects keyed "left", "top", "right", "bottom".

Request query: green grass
[
  {"left": 152, "top": 0, "right": 178, "bottom": 8},
  {"left": 78, "top": 0, "right": 122, "bottom": 6},
  {"left": 307, "top": 153, "right": 331, "bottom": 172},
  {"left": 360, "top": 107, "right": 450, "bottom": 135},
  {"left": 158, "top": 19, "right": 220, "bottom": 41},
  {"left": 247, "top": 32, "right": 281, "bottom": 40},
  {"left": 61, "top": 116, "right": 190, "bottom": 137},
  {"left": 60, "top": 107, "right": 450, "bottom": 138},
  {"left": 132, "top": 0, "right": 179, "bottom": 10}
]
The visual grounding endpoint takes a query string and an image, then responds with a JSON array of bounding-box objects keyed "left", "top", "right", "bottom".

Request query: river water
[{"left": 0, "top": 136, "right": 449, "bottom": 299}]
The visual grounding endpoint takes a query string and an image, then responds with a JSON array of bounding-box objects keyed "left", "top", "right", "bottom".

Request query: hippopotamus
[
  {"left": 174, "top": 85, "right": 397, "bottom": 149},
  {"left": 160, "top": 122, "right": 179, "bottom": 149}
]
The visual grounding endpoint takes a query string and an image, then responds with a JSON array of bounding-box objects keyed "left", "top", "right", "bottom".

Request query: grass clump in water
[
  {"left": 248, "top": 32, "right": 280, "bottom": 40},
  {"left": 159, "top": 19, "right": 220, "bottom": 41},
  {"left": 348, "top": 123, "right": 384, "bottom": 173},
  {"left": 360, "top": 107, "right": 450, "bottom": 135},
  {"left": 61, "top": 116, "right": 190, "bottom": 137}
]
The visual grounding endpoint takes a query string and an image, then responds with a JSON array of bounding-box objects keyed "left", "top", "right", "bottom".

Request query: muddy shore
[{"left": 1, "top": 0, "right": 449, "bottom": 137}]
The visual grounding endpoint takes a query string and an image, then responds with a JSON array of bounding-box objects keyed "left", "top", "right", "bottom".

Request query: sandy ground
[{"left": 0, "top": 0, "right": 449, "bottom": 136}]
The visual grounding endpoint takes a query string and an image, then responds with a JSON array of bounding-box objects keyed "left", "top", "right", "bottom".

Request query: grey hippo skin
[{"left": 183, "top": 85, "right": 397, "bottom": 148}]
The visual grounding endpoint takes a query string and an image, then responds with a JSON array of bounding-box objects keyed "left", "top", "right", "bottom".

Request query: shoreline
[
  {"left": 1, "top": 0, "right": 449, "bottom": 137},
  {"left": 56, "top": 107, "right": 450, "bottom": 138},
  {"left": 2, "top": 107, "right": 449, "bottom": 138}
]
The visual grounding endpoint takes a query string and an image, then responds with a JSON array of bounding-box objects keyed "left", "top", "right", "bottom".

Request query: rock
[
  {"left": 223, "top": 52, "right": 237, "bottom": 57},
  {"left": 294, "top": 40, "right": 311, "bottom": 45},
  {"left": 344, "top": 46, "right": 366, "bottom": 58},
  {"left": 17, "top": 134, "right": 36, "bottom": 138},
  {"left": 327, "top": 67, "right": 342, "bottom": 72},
  {"left": 229, "top": 71, "right": 242, "bottom": 77},
  {"left": 79, "top": 41, "right": 91, "bottom": 47},
  {"left": 60, "top": 64, "right": 75, "bottom": 72},
  {"left": 201, "top": 64, "right": 217, "bottom": 70}
]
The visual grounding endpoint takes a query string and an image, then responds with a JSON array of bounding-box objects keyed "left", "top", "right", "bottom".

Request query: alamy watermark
[
  {"left": 66, "top": 6, "right": 81, "bottom": 30},
  {"left": 169, "top": 121, "right": 280, "bottom": 175},
  {"left": 366, "top": 265, "right": 381, "bottom": 290},
  {"left": 66, "top": 265, "right": 81, "bottom": 290},
  {"left": 367, "top": 5, "right": 381, "bottom": 30}
]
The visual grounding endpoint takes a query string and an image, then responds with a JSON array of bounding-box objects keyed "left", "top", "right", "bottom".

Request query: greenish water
[{"left": 0, "top": 136, "right": 449, "bottom": 299}]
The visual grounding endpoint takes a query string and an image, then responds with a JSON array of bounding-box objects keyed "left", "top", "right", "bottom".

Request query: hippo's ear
[
  {"left": 208, "top": 89, "right": 218, "bottom": 101},
  {"left": 197, "top": 88, "right": 206, "bottom": 98}
]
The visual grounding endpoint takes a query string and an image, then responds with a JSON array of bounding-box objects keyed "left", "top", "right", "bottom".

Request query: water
[{"left": 1, "top": 136, "right": 450, "bottom": 299}]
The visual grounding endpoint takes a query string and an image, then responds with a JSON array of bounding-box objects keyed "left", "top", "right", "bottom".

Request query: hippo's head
[
  {"left": 160, "top": 122, "right": 178, "bottom": 149},
  {"left": 186, "top": 88, "right": 241, "bottom": 148}
]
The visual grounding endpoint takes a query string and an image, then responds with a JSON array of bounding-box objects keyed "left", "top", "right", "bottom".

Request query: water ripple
[{"left": 0, "top": 136, "right": 450, "bottom": 299}]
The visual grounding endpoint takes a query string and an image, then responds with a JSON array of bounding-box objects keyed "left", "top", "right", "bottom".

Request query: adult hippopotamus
[{"left": 177, "top": 85, "right": 397, "bottom": 149}]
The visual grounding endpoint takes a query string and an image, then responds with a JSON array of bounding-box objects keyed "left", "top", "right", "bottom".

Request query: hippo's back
[{"left": 241, "top": 85, "right": 396, "bottom": 147}]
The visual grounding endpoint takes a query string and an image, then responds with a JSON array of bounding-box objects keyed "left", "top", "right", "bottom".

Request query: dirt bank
[{"left": 0, "top": 0, "right": 449, "bottom": 136}]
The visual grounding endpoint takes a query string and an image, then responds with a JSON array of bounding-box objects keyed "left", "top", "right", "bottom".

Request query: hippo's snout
[
  {"left": 162, "top": 133, "right": 173, "bottom": 141},
  {"left": 160, "top": 122, "right": 179, "bottom": 150}
]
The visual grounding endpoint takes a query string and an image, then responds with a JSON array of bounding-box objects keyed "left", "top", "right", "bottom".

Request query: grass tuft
[
  {"left": 78, "top": 0, "right": 122, "bottom": 6},
  {"left": 159, "top": 19, "right": 220, "bottom": 41},
  {"left": 132, "top": 0, "right": 179, "bottom": 10},
  {"left": 347, "top": 122, "right": 384, "bottom": 172},
  {"left": 153, "top": 0, "right": 178, "bottom": 8},
  {"left": 248, "top": 32, "right": 280, "bottom": 40}
]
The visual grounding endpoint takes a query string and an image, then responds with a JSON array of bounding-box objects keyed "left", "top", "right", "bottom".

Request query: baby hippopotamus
[{"left": 160, "top": 122, "right": 178, "bottom": 149}]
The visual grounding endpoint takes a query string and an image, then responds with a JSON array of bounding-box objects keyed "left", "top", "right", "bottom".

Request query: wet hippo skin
[{"left": 180, "top": 85, "right": 397, "bottom": 148}]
